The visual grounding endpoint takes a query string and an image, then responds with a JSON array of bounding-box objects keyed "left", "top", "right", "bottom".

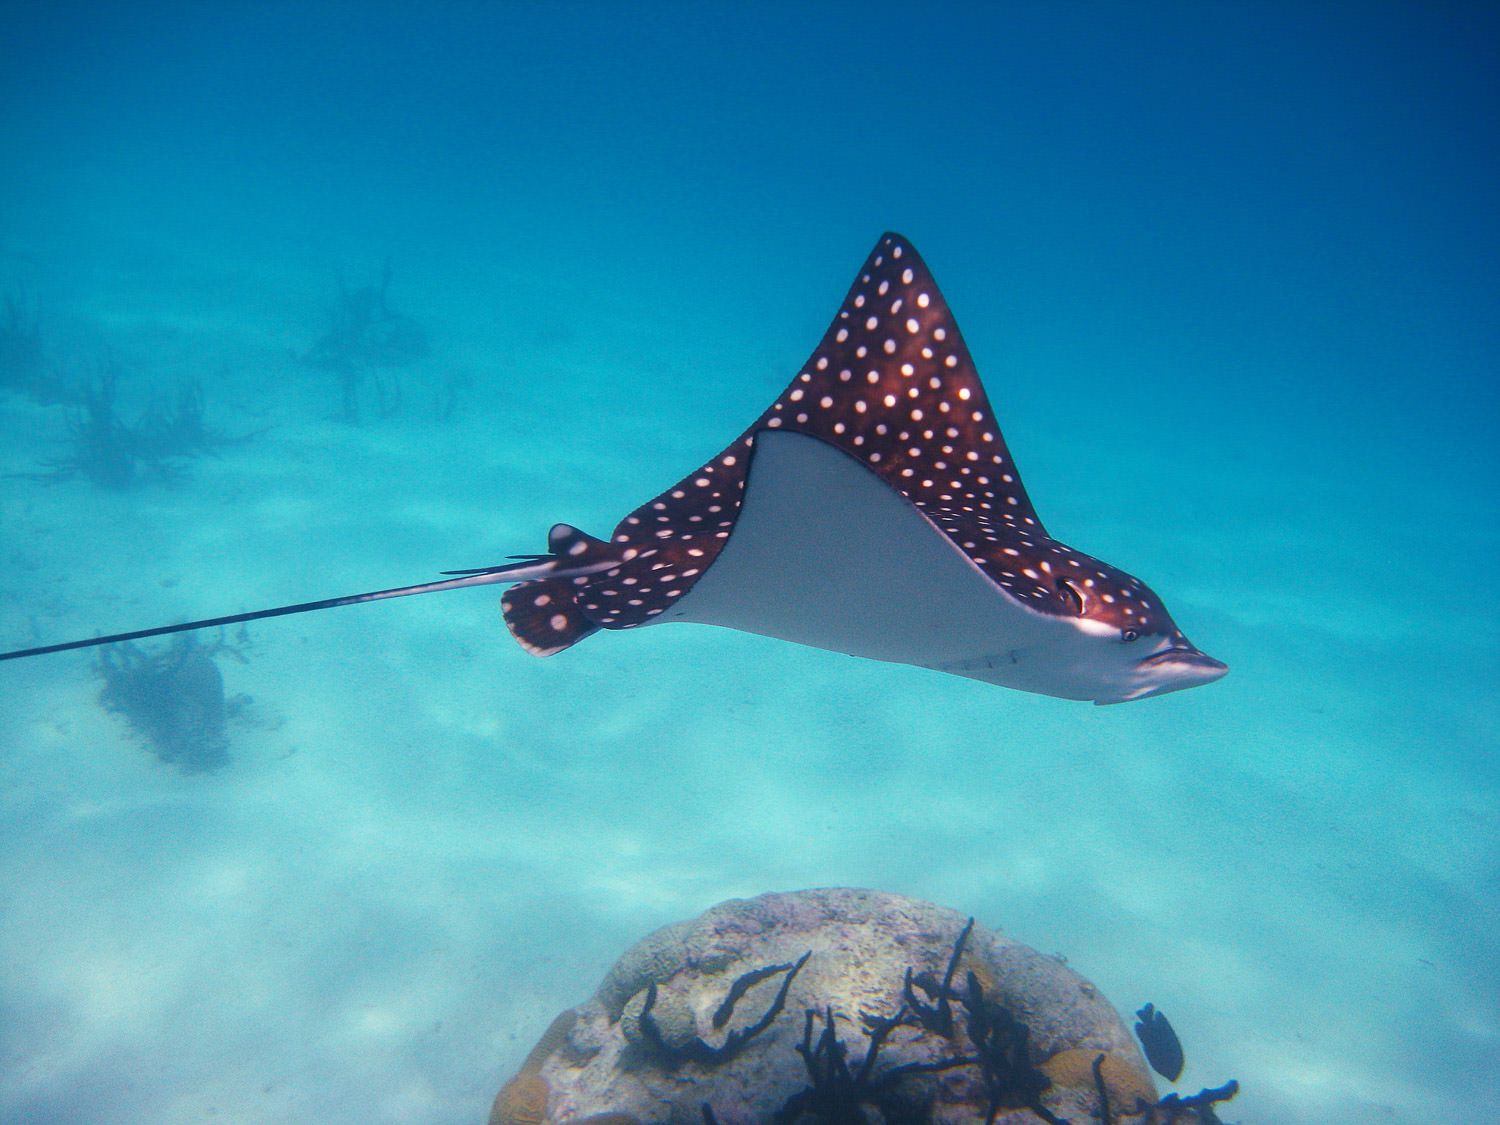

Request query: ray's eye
[
  {"left": 1122, "top": 629, "right": 1140, "bottom": 643},
  {"left": 1056, "top": 579, "right": 1084, "bottom": 616}
]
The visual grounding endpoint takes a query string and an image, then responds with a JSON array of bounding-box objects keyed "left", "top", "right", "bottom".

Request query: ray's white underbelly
[{"left": 661, "top": 431, "right": 1093, "bottom": 697}]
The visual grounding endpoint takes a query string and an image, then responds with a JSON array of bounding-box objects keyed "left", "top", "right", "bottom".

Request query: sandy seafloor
[{"left": 0, "top": 4, "right": 1496, "bottom": 1125}]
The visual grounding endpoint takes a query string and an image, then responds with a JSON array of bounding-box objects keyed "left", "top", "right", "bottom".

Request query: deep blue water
[{"left": 1, "top": 3, "right": 1496, "bottom": 1124}]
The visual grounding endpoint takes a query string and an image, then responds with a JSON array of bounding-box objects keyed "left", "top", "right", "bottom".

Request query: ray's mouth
[
  {"left": 1138, "top": 646, "right": 1229, "bottom": 673},
  {"left": 1094, "top": 646, "right": 1230, "bottom": 704}
]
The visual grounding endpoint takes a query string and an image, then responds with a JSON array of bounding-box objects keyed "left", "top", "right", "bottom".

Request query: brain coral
[{"left": 485, "top": 889, "right": 1236, "bottom": 1125}]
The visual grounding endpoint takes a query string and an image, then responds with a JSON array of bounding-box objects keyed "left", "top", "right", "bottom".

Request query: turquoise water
[{"left": 1, "top": 3, "right": 1495, "bottom": 1123}]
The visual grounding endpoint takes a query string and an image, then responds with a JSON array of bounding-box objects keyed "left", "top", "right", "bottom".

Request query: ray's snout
[
  {"left": 1129, "top": 645, "right": 1229, "bottom": 700},
  {"left": 1091, "top": 642, "right": 1228, "bottom": 705}
]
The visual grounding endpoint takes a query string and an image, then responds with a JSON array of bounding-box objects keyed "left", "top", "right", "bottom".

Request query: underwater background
[{"left": 1, "top": 2, "right": 1495, "bottom": 1123}]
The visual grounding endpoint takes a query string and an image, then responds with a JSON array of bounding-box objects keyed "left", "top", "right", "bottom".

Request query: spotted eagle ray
[{"left": 1, "top": 234, "right": 1225, "bottom": 704}]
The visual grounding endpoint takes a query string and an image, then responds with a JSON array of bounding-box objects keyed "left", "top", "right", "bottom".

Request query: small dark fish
[{"left": 1134, "top": 1003, "right": 1184, "bottom": 1082}]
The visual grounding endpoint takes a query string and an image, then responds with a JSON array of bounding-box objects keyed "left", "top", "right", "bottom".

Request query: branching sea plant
[
  {"left": 58, "top": 363, "right": 150, "bottom": 488},
  {"left": 303, "top": 260, "right": 428, "bottom": 422},
  {"left": 94, "top": 630, "right": 251, "bottom": 772},
  {"left": 134, "top": 381, "right": 247, "bottom": 459},
  {"left": 36, "top": 365, "right": 245, "bottom": 488},
  {"left": 638, "top": 951, "right": 810, "bottom": 1068}
]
